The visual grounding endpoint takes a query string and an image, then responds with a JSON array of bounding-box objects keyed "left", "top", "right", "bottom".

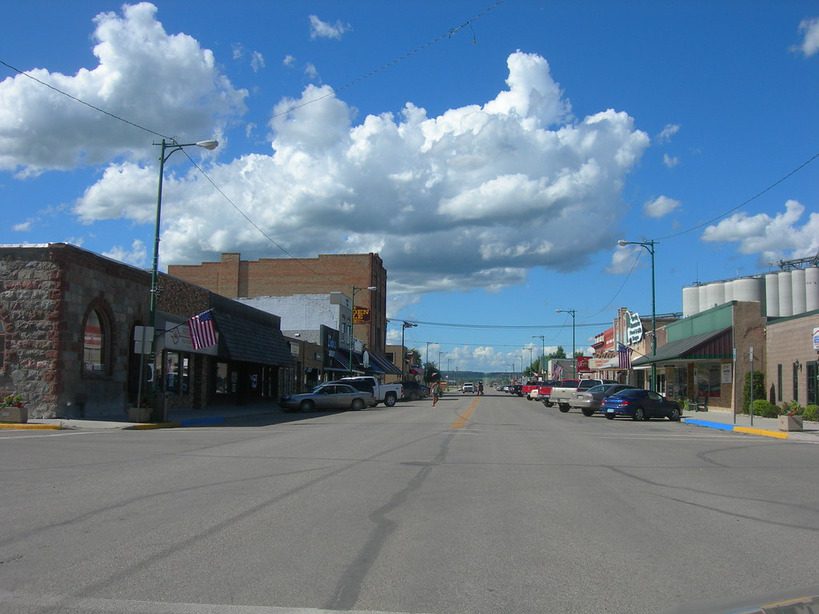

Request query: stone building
[{"left": 0, "top": 243, "right": 293, "bottom": 419}]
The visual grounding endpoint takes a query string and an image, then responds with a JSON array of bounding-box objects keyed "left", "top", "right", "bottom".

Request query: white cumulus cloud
[
  {"left": 657, "top": 123, "right": 680, "bottom": 142},
  {"left": 309, "top": 15, "right": 351, "bottom": 40},
  {"left": 643, "top": 195, "right": 680, "bottom": 218},
  {"left": 103, "top": 239, "right": 147, "bottom": 266},
  {"left": 74, "top": 50, "right": 649, "bottom": 295},
  {"left": 796, "top": 17, "right": 819, "bottom": 57},
  {"left": 701, "top": 199, "right": 819, "bottom": 263},
  {"left": 0, "top": 2, "right": 246, "bottom": 175}
]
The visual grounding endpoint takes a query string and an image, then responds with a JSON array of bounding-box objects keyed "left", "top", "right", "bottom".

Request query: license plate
[{"left": 606, "top": 408, "right": 614, "bottom": 413}]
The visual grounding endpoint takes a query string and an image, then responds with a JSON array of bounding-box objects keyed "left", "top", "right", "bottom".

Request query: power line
[
  {"left": 398, "top": 318, "right": 609, "bottom": 330},
  {"left": 656, "top": 150, "right": 819, "bottom": 242},
  {"left": 0, "top": 58, "right": 169, "bottom": 140}
]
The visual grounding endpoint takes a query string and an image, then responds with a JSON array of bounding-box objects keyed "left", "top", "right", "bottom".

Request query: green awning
[{"left": 632, "top": 327, "right": 732, "bottom": 366}]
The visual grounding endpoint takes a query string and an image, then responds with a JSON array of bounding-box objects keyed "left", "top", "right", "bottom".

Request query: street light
[
  {"left": 400, "top": 321, "right": 417, "bottom": 381},
  {"left": 349, "top": 285, "right": 376, "bottom": 375},
  {"left": 618, "top": 239, "right": 657, "bottom": 391},
  {"left": 533, "top": 335, "right": 545, "bottom": 378},
  {"left": 139, "top": 137, "right": 218, "bottom": 416},
  {"left": 556, "top": 308, "right": 576, "bottom": 379}
]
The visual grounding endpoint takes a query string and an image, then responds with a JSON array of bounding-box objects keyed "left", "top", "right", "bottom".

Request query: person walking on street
[{"left": 432, "top": 381, "right": 440, "bottom": 407}]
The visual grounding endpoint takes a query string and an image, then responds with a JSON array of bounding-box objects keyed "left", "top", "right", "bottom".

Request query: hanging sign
[
  {"left": 353, "top": 306, "right": 370, "bottom": 324},
  {"left": 625, "top": 310, "right": 644, "bottom": 345}
]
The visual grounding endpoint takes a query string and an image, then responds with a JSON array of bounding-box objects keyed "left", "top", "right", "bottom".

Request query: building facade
[
  {"left": 0, "top": 244, "right": 293, "bottom": 419},
  {"left": 765, "top": 309, "right": 819, "bottom": 407},
  {"left": 168, "top": 252, "right": 388, "bottom": 355}
]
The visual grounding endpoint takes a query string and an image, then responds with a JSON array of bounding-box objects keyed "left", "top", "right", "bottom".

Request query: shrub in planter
[
  {"left": 751, "top": 399, "right": 778, "bottom": 418},
  {"left": 803, "top": 405, "right": 819, "bottom": 422}
]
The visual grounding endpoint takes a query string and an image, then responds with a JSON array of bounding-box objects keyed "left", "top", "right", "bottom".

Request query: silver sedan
[
  {"left": 574, "top": 384, "right": 636, "bottom": 417},
  {"left": 281, "top": 383, "right": 377, "bottom": 412}
]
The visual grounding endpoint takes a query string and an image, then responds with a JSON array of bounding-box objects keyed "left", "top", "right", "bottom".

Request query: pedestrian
[
  {"left": 432, "top": 380, "right": 440, "bottom": 407},
  {"left": 478, "top": 381, "right": 484, "bottom": 396}
]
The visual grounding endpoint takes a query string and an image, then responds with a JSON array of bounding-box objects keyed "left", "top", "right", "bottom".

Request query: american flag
[
  {"left": 188, "top": 310, "right": 218, "bottom": 350},
  {"left": 552, "top": 363, "right": 564, "bottom": 380},
  {"left": 617, "top": 343, "right": 633, "bottom": 370}
]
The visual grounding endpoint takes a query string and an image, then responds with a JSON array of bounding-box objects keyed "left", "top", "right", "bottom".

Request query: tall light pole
[
  {"left": 533, "top": 335, "right": 545, "bottom": 378},
  {"left": 139, "top": 137, "right": 218, "bottom": 416},
  {"left": 400, "top": 321, "right": 417, "bottom": 381},
  {"left": 556, "top": 308, "right": 576, "bottom": 379},
  {"left": 618, "top": 239, "right": 657, "bottom": 391}
]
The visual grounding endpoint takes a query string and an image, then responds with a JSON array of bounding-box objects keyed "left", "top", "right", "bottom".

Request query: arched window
[
  {"left": 0, "top": 319, "right": 5, "bottom": 372},
  {"left": 83, "top": 309, "right": 106, "bottom": 374}
]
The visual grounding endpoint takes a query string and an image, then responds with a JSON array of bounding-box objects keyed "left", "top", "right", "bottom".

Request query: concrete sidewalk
[
  {"left": 1, "top": 405, "right": 284, "bottom": 431},
  {"left": 682, "top": 408, "right": 819, "bottom": 443}
]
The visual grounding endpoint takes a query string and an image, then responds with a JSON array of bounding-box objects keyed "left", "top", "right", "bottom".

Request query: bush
[
  {"left": 803, "top": 405, "right": 819, "bottom": 422},
  {"left": 751, "top": 399, "right": 779, "bottom": 418},
  {"left": 742, "top": 371, "right": 765, "bottom": 412}
]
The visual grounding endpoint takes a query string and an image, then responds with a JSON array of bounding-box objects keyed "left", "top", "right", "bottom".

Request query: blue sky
[{"left": 2, "top": 1, "right": 819, "bottom": 373}]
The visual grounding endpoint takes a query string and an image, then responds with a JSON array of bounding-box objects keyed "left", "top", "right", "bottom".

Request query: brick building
[
  {"left": 0, "top": 244, "right": 293, "bottom": 419},
  {"left": 168, "top": 252, "right": 388, "bottom": 355},
  {"left": 765, "top": 310, "right": 819, "bottom": 407}
]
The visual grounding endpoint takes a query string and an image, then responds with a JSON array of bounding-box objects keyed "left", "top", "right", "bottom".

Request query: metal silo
[
  {"left": 765, "top": 273, "right": 780, "bottom": 317},
  {"left": 791, "top": 269, "right": 806, "bottom": 315},
  {"left": 705, "top": 282, "right": 726, "bottom": 310},
  {"left": 733, "top": 277, "right": 763, "bottom": 304},
  {"left": 778, "top": 271, "right": 793, "bottom": 317},
  {"left": 682, "top": 286, "right": 700, "bottom": 317},
  {"left": 806, "top": 266, "right": 819, "bottom": 312}
]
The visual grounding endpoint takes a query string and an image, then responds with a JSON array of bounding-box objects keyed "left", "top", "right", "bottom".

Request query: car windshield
[{"left": 587, "top": 385, "right": 606, "bottom": 393}]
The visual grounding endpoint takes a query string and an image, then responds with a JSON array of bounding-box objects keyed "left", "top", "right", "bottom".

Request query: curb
[
  {"left": 123, "top": 416, "right": 227, "bottom": 430},
  {"left": 124, "top": 422, "right": 180, "bottom": 430},
  {"left": 683, "top": 417, "right": 788, "bottom": 440},
  {"left": 0, "top": 422, "right": 64, "bottom": 430}
]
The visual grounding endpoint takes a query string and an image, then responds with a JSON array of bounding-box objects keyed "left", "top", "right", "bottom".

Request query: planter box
[
  {"left": 778, "top": 415, "right": 803, "bottom": 432},
  {"left": 0, "top": 406, "right": 27, "bottom": 423},
  {"left": 127, "top": 406, "right": 153, "bottom": 423}
]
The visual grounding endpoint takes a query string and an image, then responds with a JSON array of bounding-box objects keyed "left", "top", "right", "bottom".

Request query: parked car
[
  {"left": 574, "top": 384, "right": 636, "bottom": 416},
  {"left": 281, "top": 383, "right": 377, "bottom": 412},
  {"left": 401, "top": 381, "right": 430, "bottom": 401},
  {"left": 544, "top": 379, "right": 618, "bottom": 412},
  {"left": 462, "top": 382, "right": 475, "bottom": 394},
  {"left": 335, "top": 376, "right": 402, "bottom": 407},
  {"left": 601, "top": 388, "right": 682, "bottom": 421}
]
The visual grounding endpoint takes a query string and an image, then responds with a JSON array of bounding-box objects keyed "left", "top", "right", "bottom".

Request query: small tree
[{"left": 742, "top": 370, "right": 765, "bottom": 413}]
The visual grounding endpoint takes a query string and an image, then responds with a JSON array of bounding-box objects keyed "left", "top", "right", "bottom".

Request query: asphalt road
[{"left": 0, "top": 393, "right": 817, "bottom": 614}]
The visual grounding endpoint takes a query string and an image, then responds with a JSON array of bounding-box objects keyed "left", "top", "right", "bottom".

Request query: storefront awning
[
  {"left": 211, "top": 311, "right": 294, "bottom": 367},
  {"left": 367, "top": 350, "right": 402, "bottom": 376},
  {"left": 632, "top": 327, "right": 732, "bottom": 366}
]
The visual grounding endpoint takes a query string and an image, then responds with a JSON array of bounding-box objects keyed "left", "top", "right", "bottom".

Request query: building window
[
  {"left": 777, "top": 364, "right": 782, "bottom": 402},
  {"left": 807, "top": 362, "right": 817, "bottom": 405},
  {"left": 793, "top": 363, "right": 799, "bottom": 403},
  {"left": 83, "top": 309, "right": 106, "bottom": 374}
]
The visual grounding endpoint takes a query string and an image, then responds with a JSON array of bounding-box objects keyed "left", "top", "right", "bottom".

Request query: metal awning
[
  {"left": 211, "top": 310, "right": 294, "bottom": 367},
  {"left": 367, "top": 350, "right": 402, "bottom": 376},
  {"left": 632, "top": 327, "right": 732, "bottom": 366}
]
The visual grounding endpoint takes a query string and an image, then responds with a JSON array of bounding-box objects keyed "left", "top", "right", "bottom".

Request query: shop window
[
  {"left": 793, "top": 363, "right": 799, "bottom": 403},
  {"left": 215, "top": 362, "right": 229, "bottom": 394},
  {"left": 807, "top": 362, "right": 817, "bottom": 405},
  {"left": 165, "top": 352, "right": 190, "bottom": 394},
  {"left": 777, "top": 364, "right": 783, "bottom": 402},
  {"left": 83, "top": 309, "right": 107, "bottom": 374}
]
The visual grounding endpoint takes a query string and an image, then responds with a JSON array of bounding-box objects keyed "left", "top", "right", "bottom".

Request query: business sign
[
  {"left": 576, "top": 356, "right": 590, "bottom": 372},
  {"left": 353, "top": 306, "right": 370, "bottom": 324},
  {"left": 814, "top": 327, "right": 819, "bottom": 351},
  {"left": 625, "top": 310, "right": 644, "bottom": 345}
]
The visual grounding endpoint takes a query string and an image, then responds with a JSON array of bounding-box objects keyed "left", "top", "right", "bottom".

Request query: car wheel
[
  {"left": 384, "top": 393, "right": 396, "bottom": 407},
  {"left": 633, "top": 407, "right": 646, "bottom": 421},
  {"left": 605, "top": 413, "right": 615, "bottom": 420},
  {"left": 351, "top": 398, "right": 365, "bottom": 411},
  {"left": 559, "top": 404, "right": 570, "bottom": 413},
  {"left": 581, "top": 408, "right": 595, "bottom": 417},
  {"left": 668, "top": 406, "right": 681, "bottom": 421},
  {"left": 299, "top": 400, "right": 314, "bottom": 412}
]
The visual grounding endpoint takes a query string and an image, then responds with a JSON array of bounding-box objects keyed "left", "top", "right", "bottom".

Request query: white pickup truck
[
  {"left": 543, "top": 379, "right": 617, "bottom": 413},
  {"left": 337, "top": 376, "right": 403, "bottom": 407}
]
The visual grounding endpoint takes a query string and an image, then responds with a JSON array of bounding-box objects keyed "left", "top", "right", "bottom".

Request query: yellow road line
[
  {"left": 734, "top": 426, "right": 788, "bottom": 440},
  {"left": 450, "top": 397, "right": 480, "bottom": 429}
]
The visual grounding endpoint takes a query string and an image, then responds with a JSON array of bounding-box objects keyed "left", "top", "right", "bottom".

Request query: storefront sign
[
  {"left": 625, "top": 310, "right": 644, "bottom": 345},
  {"left": 353, "top": 306, "right": 370, "bottom": 324},
  {"left": 814, "top": 327, "right": 819, "bottom": 351},
  {"left": 721, "top": 363, "right": 732, "bottom": 384}
]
